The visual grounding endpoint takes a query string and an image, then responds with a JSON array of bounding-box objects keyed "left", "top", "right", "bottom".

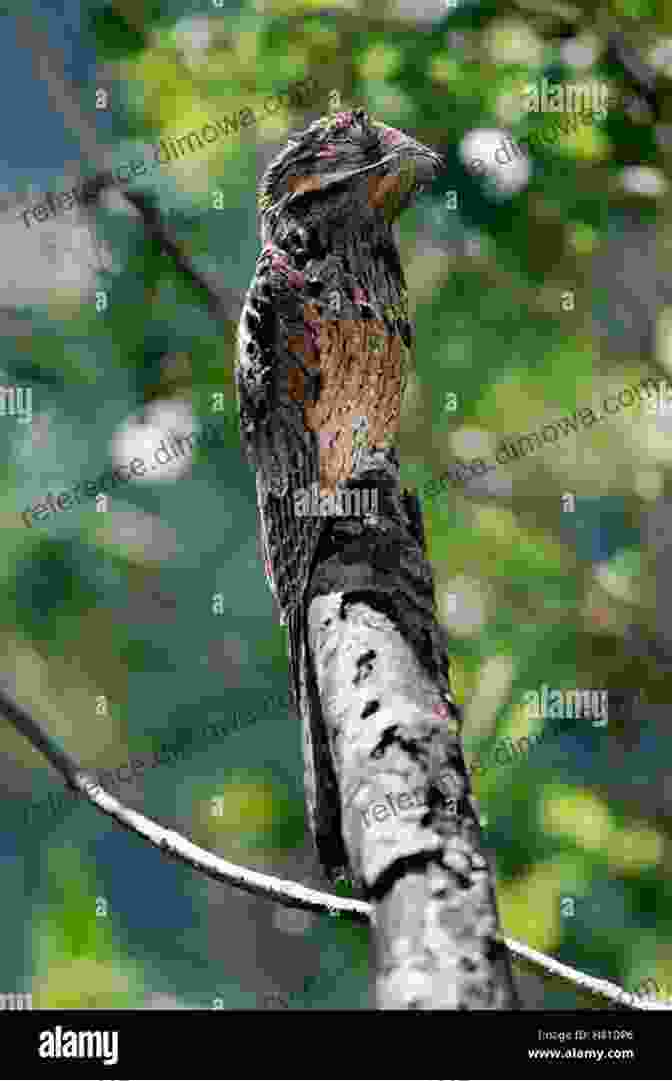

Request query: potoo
[{"left": 236, "top": 102, "right": 444, "bottom": 877}]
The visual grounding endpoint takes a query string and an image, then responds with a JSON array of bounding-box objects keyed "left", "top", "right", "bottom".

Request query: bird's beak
[
  {"left": 284, "top": 141, "right": 443, "bottom": 211},
  {"left": 403, "top": 141, "right": 444, "bottom": 185}
]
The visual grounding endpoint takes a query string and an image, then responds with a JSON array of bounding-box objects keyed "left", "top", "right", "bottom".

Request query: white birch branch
[{"left": 306, "top": 592, "right": 518, "bottom": 1009}]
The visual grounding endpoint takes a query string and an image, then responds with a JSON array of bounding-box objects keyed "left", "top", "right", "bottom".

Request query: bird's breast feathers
[
  {"left": 285, "top": 301, "right": 406, "bottom": 493},
  {"left": 239, "top": 240, "right": 411, "bottom": 495}
]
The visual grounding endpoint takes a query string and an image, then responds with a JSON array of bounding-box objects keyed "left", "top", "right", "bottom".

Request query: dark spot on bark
[
  {"left": 371, "top": 724, "right": 399, "bottom": 759},
  {"left": 366, "top": 851, "right": 437, "bottom": 901},
  {"left": 461, "top": 956, "right": 479, "bottom": 973},
  {"left": 354, "top": 648, "right": 376, "bottom": 686},
  {"left": 306, "top": 280, "right": 324, "bottom": 297},
  {"left": 361, "top": 699, "right": 380, "bottom": 719},
  {"left": 372, "top": 724, "right": 423, "bottom": 761}
]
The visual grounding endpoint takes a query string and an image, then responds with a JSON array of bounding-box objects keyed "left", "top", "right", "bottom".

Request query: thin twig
[
  {"left": 119, "top": 188, "right": 246, "bottom": 322},
  {"left": 1, "top": 683, "right": 664, "bottom": 1009},
  {"left": 12, "top": 11, "right": 244, "bottom": 323},
  {"left": 0, "top": 685, "right": 368, "bottom": 923},
  {"left": 506, "top": 935, "right": 672, "bottom": 1010},
  {"left": 509, "top": 0, "right": 583, "bottom": 25}
]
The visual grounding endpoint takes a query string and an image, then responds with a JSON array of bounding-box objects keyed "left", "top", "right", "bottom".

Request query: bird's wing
[{"left": 236, "top": 245, "right": 323, "bottom": 623}]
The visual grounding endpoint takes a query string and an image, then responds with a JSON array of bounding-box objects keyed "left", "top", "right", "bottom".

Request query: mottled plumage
[{"left": 236, "top": 104, "right": 442, "bottom": 872}]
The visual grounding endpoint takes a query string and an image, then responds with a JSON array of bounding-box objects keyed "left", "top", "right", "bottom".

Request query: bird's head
[{"left": 258, "top": 101, "right": 443, "bottom": 230}]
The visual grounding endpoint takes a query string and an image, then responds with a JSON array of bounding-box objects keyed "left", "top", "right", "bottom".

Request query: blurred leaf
[
  {"left": 32, "top": 844, "right": 144, "bottom": 1008},
  {"left": 89, "top": 5, "right": 147, "bottom": 59}
]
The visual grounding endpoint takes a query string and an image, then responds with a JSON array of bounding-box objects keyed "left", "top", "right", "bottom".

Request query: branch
[
  {"left": 118, "top": 188, "right": 247, "bottom": 323},
  {"left": 11, "top": 11, "right": 244, "bottom": 324},
  {"left": 0, "top": 685, "right": 367, "bottom": 922},
  {"left": 509, "top": 0, "right": 584, "bottom": 25},
  {"left": 605, "top": 29, "right": 662, "bottom": 121},
  {"left": 298, "top": 485, "right": 519, "bottom": 1008},
  {"left": 506, "top": 934, "right": 672, "bottom": 1011},
  {"left": 1, "top": 683, "right": 665, "bottom": 1009}
]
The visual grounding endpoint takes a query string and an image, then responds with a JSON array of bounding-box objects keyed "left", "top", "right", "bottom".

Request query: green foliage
[
  {"left": 89, "top": 6, "right": 147, "bottom": 59},
  {"left": 32, "top": 845, "right": 145, "bottom": 1008}
]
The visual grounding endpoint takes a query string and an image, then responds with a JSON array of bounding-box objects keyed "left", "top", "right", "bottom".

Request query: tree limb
[
  {"left": 310, "top": 595, "right": 518, "bottom": 1007},
  {"left": 0, "top": 685, "right": 368, "bottom": 922},
  {"left": 297, "top": 466, "right": 520, "bottom": 1008},
  {"left": 1, "top": 682, "right": 666, "bottom": 1008}
]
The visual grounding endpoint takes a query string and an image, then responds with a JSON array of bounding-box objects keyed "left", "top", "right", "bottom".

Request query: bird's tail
[{"left": 288, "top": 600, "right": 349, "bottom": 882}]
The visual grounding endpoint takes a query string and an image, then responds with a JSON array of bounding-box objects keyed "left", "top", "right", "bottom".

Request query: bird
[{"left": 235, "top": 94, "right": 444, "bottom": 878}]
